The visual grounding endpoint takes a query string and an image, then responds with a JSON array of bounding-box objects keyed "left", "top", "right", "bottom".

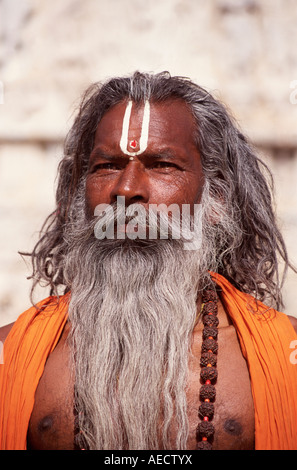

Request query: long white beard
[{"left": 63, "top": 182, "right": 234, "bottom": 450}]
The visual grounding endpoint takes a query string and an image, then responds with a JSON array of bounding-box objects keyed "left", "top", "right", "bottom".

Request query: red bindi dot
[{"left": 129, "top": 140, "right": 137, "bottom": 149}]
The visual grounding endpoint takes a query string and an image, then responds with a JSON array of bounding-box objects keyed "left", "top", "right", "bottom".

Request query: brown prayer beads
[{"left": 196, "top": 287, "right": 219, "bottom": 450}]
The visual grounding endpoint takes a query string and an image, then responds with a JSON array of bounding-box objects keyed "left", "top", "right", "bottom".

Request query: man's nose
[{"left": 110, "top": 161, "right": 150, "bottom": 205}]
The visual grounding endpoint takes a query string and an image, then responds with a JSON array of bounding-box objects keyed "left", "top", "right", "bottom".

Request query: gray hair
[{"left": 25, "top": 71, "right": 294, "bottom": 309}]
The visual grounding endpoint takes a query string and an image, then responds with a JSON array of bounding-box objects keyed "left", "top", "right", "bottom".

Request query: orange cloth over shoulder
[
  {"left": 0, "top": 275, "right": 297, "bottom": 450},
  {"left": 211, "top": 272, "right": 297, "bottom": 450},
  {"left": 0, "top": 294, "right": 69, "bottom": 450}
]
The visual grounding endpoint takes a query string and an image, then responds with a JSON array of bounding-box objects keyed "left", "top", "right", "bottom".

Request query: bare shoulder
[
  {"left": 0, "top": 322, "right": 15, "bottom": 343},
  {"left": 287, "top": 315, "right": 297, "bottom": 335}
]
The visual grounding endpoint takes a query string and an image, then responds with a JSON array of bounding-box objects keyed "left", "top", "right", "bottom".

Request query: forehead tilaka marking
[{"left": 119, "top": 100, "right": 150, "bottom": 157}]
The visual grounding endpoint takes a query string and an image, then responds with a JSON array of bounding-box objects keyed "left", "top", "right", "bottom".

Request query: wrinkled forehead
[{"left": 93, "top": 98, "right": 197, "bottom": 153}]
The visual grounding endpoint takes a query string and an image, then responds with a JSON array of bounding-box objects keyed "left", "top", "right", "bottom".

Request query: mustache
[{"left": 92, "top": 198, "right": 203, "bottom": 250}]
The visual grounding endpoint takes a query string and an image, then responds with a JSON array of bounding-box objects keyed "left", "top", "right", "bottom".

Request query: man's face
[{"left": 86, "top": 99, "right": 204, "bottom": 216}]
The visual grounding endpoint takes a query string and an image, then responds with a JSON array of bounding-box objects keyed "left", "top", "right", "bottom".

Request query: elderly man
[{"left": 0, "top": 72, "right": 297, "bottom": 451}]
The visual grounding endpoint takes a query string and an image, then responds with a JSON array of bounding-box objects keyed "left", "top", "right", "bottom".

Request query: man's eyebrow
[
  {"left": 142, "top": 150, "right": 176, "bottom": 159},
  {"left": 89, "top": 148, "right": 116, "bottom": 161},
  {"left": 89, "top": 147, "right": 188, "bottom": 163},
  {"left": 143, "top": 149, "right": 188, "bottom": 163}
]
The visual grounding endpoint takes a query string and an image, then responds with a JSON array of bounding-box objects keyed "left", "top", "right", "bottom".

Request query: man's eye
[
  {"left": 152, "top": 162, "right": 177, "bottom": 170},
  {"left": 92, "top": 163, "right": 119, "bottom": 172}
]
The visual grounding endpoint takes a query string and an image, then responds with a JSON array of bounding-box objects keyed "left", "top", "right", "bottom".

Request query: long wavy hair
[{"left": 24, "top": 71, "right": 294, "bottom": 310}]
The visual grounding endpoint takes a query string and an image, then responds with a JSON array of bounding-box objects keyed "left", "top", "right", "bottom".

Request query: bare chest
[
  {"left": 186, "top": 325, "right": 255, "bottom": 450},
  {"left": 27, "top": 325, "right": 254, "bottom": 450}
]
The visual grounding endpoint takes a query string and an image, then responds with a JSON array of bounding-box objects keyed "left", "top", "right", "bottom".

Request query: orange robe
[
  {"left": 211, "top": 272, "right": 297, "bottom": 450},
  {"left": 0, "top": 294, "right": 69, "bottom": 450},
  {"left": 0, "top": 274, "right": 297, "bottom": 450}
]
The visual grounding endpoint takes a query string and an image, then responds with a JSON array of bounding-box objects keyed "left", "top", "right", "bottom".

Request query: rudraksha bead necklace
[{"left": 196, "top": 288, "right": 219, "bottom": 450}]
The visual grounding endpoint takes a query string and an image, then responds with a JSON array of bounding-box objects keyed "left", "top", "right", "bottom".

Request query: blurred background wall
[{"left": 1, "top": 0, "right": 297, "bottom": 326}]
